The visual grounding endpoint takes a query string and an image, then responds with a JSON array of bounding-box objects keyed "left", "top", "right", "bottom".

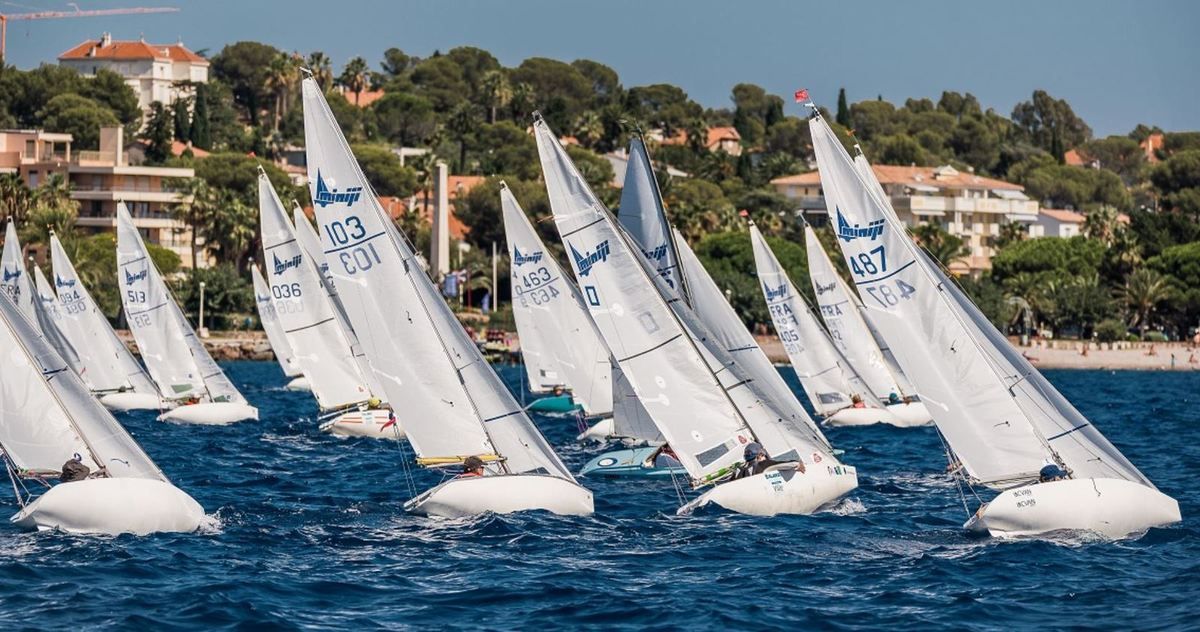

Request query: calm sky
[{"left": 4, "top": 0, "right": 1196, "bottom": 136}]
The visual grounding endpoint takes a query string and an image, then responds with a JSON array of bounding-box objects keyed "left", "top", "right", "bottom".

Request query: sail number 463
[{"left": 324, "top": 215, "right": 381, "bottom": 275}]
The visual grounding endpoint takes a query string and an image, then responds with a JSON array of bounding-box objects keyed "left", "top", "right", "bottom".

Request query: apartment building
[{"left": 58, "top": 33, "right": 209, "bottom": 115}]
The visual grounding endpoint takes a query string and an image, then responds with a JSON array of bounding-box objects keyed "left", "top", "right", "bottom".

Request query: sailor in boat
[
  {"left": 887, "top": 392, "right": 901, "bottom": 405},
  {"left": 851, "top": 394, "right": 866, "bottom": 409},
  {"left": 457, "top": 456, "right": 485, "bottom": 478},
  {"left": 734, "top": 442, "right": 805, "bottom": 480},
  {"left": 1039, "top": 464, "right": 1069, "bottom": 483},
  {"left": 59, "top": 453, "right": 91, "bottom": 483}
]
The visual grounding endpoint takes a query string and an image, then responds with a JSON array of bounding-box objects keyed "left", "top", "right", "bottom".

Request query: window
[
  {"left": 24, "top": 140, "right": 35, "bottom": 156},
  {"left": 28, "top": 171, "right": 38, "bottom": 187}
]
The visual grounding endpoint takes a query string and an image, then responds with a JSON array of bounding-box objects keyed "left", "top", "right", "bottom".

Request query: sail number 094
[{"left": 324, "top": 215, "right": 381, "bottom": 275}]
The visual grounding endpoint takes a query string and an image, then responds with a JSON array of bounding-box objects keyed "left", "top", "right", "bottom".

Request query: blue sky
[{"left": 4, "top": 0, "right": 1196, "bottom": 136}]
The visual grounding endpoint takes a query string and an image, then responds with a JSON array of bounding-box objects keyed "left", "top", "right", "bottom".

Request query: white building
[
  {"left": 58, "top": 33, "right": 209, "bottom": 115},
  {"left": 1031, "top": 209, "right": 1085, "bottom": 238},
  {"left": 771, "top": 164, "right": 1040, "bottom": 276}
]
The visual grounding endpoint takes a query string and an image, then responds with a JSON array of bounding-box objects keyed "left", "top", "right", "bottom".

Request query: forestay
[
  {"left": 534, "top": 117, "right": 753, "bottom": 481},
  {"left": 31, "top": 266, "right": 85, "bottom": 380},
  {"left": 811, "top": 114, "right": 1054, "bottom": 488},
  {"left": 750, "top": 225, "right": 866, "bottom": 417},
  {"left": 50, "top": 235, "right": 157, "bottom": 397},
  {"left": 1, "top": 221, "right": 37, "bottom": 324},
  {"left": 251, "top": 266, "right": 302, "bottom": 379},
  {"left": 501, "top": 185, "right": 612, "bottom": 416},
  {"left": 302, "top": 78, "right": 570, "bottom": 479},
  {"left": 0, "top": 289, "right": 165, "bottom": 481},
  {"left": 117, "top": 204, "right": 206, "bottom": 401},
  {"left": 258, "top": 173, "right": 370, "bottom": 410},
  {"left": 804, "top": 225, "right": 902, "bottom": 402}
]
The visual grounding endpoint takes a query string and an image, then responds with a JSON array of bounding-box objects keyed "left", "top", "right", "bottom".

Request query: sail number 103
[{"left": 324, "top": 215, "right": 381, "bottom": 275}]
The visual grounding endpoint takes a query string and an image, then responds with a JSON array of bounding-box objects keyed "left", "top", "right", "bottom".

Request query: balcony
[
  {"left": 70, "top": 182, "right": 190, "bottom": 204},
  {"left": 74, "top": 150, "right": 118, "bottom": 167}
]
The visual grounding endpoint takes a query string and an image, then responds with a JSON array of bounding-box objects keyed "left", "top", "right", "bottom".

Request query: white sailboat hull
[
  {"left": 157, "top": 402, "right": 258, "bottom": 425},
  {"left": 285, "top": 376, "right": 312, "bottom": 392},
  {"left": 576, "top": 416, "right": 615, "bottom": 442},
  {"left": 679, "top": 462, "right": 859, "bottom": 516},
  {"left": 884, "top": 401, "right": 933, "bottom": 426},
  {"left": 964, "top": 478, "right": 1181, "bottom": 539},
  {"left": 320, "top": 409, "right": 405, "bottom": 440},
  {"left": 405, "top": 474, "right": 594, "bottom": 517},
  {"left": 10, "top": 477, "right": 205, "bottom": 535},
  {"left": 99, "top": 392, "right": 164, "bottom": 412},
  {"left": 825, "top": 407, "right": 896, "bottom": 427}
]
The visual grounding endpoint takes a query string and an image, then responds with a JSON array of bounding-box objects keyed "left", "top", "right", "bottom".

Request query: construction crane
[{"left": 1, "top": 4, "right": 181, "bottom": 60}]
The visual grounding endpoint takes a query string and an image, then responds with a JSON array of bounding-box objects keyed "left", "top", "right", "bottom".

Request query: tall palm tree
[
  {"left": 306, "top": 51, "right": 334, "bottom": 90},
  {"left": 1083, "top": 205, "right": 1120, "bottom": 246},
  {"left": 480, "top": 70, "right": 512, "bottom": 124},
  {"left": 170, "top": 178, "right": 218, "bottom": 270},
  {"left": 264, "top": 53, "right": 293, "bottom": 131},
  {"left": 0, "top": 174, "right": 36, "bottom": 224},
  {"left": 447, "top": 102, "right": 479, "bottom": 173},
  {"left": 1119, "top": 268, "right": 1173, "bottom": 336},
  {"left": 911, "top": 222, "right": 969, "bottom": 267},
  {"left": 510, "top": 82, "right": 535, "bottom": 120},
  {"left": 573, "top": 111, "right": 603, "bottom": 149},
  {"left": 338, "top": 57, "right": 370, "bottom": 106}
]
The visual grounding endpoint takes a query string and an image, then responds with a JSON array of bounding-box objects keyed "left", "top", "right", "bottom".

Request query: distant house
[
  {"left": 603, "top": 148, "right": 690, "bottom": 188},
  {"left": 58, "top": 33, "right": 209, "bottom": 116},
  {"left": 336, "top": 86, "right": 385, "bottom": 108},
  {"left": 1032, "top": 209, "right": 1086, "bottom": 238},
  {"left": 652, "top": 126, "right": 743, "bottom": 156},
  {"left": 1141, "top": 132, "right": 1164, "bottom": 163},
  {"left": 771, "top": 164, "right": 1038, "bottom": 276}
]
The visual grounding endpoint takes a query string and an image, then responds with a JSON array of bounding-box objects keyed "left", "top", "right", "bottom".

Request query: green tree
[
  {"left": 141, "top": 101, "right": 174, "bottom": 164},
  {"left": 693, "top": 230, "right": 809, "bottom": 328},
  {"left": 306, "top": 51, "right": 334, "bottom": 90},
  {"left": 1147, "top": 241, "right": 1200, "bottom": 336},
  {"left": 911, "top": 223, "right": 968, "bottom": 266},
  {"left": 372, "top": 92, "right": 437, "bottom": 146},
  {"left": 1117, "top": 268, "right": 1173, "bottom": 335},
  {"left": 190, "top": 83, "right": 212, "bottom": 149},
  {"left": 447, "top": 101, "right": 481, "bottom": 172},
  {"left": 509, "top": 58, "right": 592, "bottom": 131},
  {"left": 1011, "top": 89, "right": 1092, "bottom": 159},
  {"left": 950, "top": 115, "right": 1000, "bottom": 172},
  {"left": 1150, "top": 150, "right": 1200, "bottom": 216},
  {"left": 664, "top": 179, "right": 736, "bottom": 242},
  {"left": 337, "top": 56, "right": 370, "bottom": 106},
  {"left": 211, "top": 41, "right": 283, "bottom": 126},
  {"left": 835, "top": 88, "right": 850, "bottom": 127},
  {"left": 480, "top": 69, "right": 512, "bottom": 124},
  {"left": 457, "top": 177, "right": 551, "bottom": 251},
  {"left": 171, "top": 264, "right": 254, "bottom": 329},
  {"left": 37, "top": 94, "right": 118, "bottom": 149},
  {"left": 172, "top": 96, "right": 191, "bottom": 143},
  {"left": 351, "top": 144, "right": 418, "bottom": 197},
  {"left": 191, "top": 152, "right": 300, "bottom": 207}
]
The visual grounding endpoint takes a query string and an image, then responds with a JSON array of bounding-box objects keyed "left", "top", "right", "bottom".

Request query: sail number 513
[{"left": 324, "top": 215, "right": 381, "bottom": 275}]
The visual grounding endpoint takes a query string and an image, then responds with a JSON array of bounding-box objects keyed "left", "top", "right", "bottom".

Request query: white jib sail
[
  {"left": 258, "top": 173, "right": 371, "bottom": 410},
  {"left": 750, "top": 224, "right": 866, "bottom": 417},
  {"left": 116, "top": 204, "right": 207, "bottom": 401},
  {"left": 292, "top": 205, "right": 387, "bottom": 400},
  {"left": 31, "top": 265, "right": 86, "bottom": 381},
  {"left": 1, "top": 220, "right": 38, "bottom": 325},
  {"left": 535, "top": 117, "right": 753, "bottom": 481},
  {"left": 618, "top": 137, "right": 687, "bottom": 302},
  {"left": 502, "top": 185, "right": 613, "bottom": 416},
  {"left": 49, "top": 235, "right": 157, "bottom": 397},
  {"left": 0, "top": 289, "right": 165, "bottom": 481},
  {"left": 251, "top": 265, "right": 302, "bottom": 379},
  {"left": 804, "top": 224, "right": 904, "bottom": 402},
  {"left": 302, "top": 77, "right": 570, "bottom": 479},
  {"left": 810, "top": 114, "right": 1055, "bottom": 487}
]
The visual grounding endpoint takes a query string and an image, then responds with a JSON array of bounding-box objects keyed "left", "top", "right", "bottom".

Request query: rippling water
[{"left": 1, "top": 363, "right": 1196, "bottom": 629}]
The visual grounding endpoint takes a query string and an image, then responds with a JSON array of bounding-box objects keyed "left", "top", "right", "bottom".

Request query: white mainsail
[
  {"left": 258, "top": 172, "right": 371, "bottom": 410},
  {"left": 809, "top": 113, "right": 1150, "bottom": 488},
  {"left": 535, "top": 117, "right": 756, "bottom": 481},
  {"left": 617, "top": 137, "right": 687, "bottom": 301},
  {"left": 0, "top": 289, "right": 165, "bottom": 481},
  {"left": 501, "top": 185, "right": 612, "bottom": 416},
  {"left": 31, "top": 265, "right": 85, "bottom": 380},
  {"left": 49, "top": 235, "right": 157, "bottom": 397},
  {"left": 749, "top": 225, "right": 866, "bottom": 417},
  {"left": 302, "top": 77, "right": 570, "bottom": 479},
  {"left": 804, "top": 224, "right": 903, "bottom": 403},
  {"left": 251, "top": 265, "right": 302, "bottom": 379},
  {"left": 1, "top": 220, "right": 37, "bottom": 324}
]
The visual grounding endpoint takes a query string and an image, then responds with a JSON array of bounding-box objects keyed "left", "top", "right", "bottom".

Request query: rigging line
[
  {"left": 616, "top": 334, "right": 682, "bottom": 363},
  {"left": 263, "top": 238, "right": 298, "bottom": 251}
]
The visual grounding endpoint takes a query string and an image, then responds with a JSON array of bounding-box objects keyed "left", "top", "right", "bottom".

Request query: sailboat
[
  {"left": 536, "top": 117, "right": 855, "bottom": 515},
  {"left": 258, "top": 172, "right": 399, "bottom": 439},
  {"left": 803, "top": 224, "right": 932, "bottom": 426},
  {"left": 302, "top": 77, "right": 592, "bottom": 516},
  {"left": 49, "top": 235, "right": 162, "bottom": 411},
  {"left": 115, "top": 203, "right": 258, "bottom": 425},
  {"left": 31, "top": 265, "right": 85, "bottom": 379},
  {"left": 1, "top": 220, "right": 37, "bottom": 324},
  {"left": 749, "top": 224, "right": 894, "bottom": 426},
  {"left": 808, "top": 109, "right": 1179, "bottom": 538},
  {"left": 502, "top": 184, "right": 613, "bottom": 419},
  {"left": 0, "top": 291, "right": 204, "bottom": 534},
  {"left": 251, "top": 266, "right": 306, "bottom": 387}
]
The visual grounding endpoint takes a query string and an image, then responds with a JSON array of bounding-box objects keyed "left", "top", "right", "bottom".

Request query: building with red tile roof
[
  {"left": 654, "top": 126, "right": 743, "bottom": 156},
  {"left": 58, "top": 33, "right": 209, "bottom": 117}
]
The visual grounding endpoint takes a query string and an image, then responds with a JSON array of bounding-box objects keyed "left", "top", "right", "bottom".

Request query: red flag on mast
[{"left": 794, "top": 88, "right": 809, "bottom": 103}]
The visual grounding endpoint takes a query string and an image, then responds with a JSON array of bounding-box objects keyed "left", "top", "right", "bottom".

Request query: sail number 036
[{"left": 324, "top": 215, "right": 381, "bottom": 275}]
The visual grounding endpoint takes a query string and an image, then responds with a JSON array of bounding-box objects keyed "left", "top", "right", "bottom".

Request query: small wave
[{"left": 829, "top": 497, "right": 868, "bottom": 516}]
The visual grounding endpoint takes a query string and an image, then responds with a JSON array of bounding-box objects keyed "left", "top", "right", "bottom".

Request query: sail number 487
[
  {"left": 324, "top": 216, "right": 382, "bottom": 275},
  {"left": 849, "top": 245, "right": 886, "bottom": 277}
]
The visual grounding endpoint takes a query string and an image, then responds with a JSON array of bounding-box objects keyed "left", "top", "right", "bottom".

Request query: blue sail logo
[
  {"left": 3, "top": 267, "right": 21, "bottom": 283},
  {"left": 571, "top": 240, "right": 610, "bottom": 277},
  {"left": 55, "top": 274, "right": 76, "bottom": 288},
  {"left": 815, "top": 281, "right": 836, "bottom": 295},
  {"left": 763, "top": 281, "right": 788, "bottom": 301},
  {"left": 836, "top": 208, "right": 884, "bottom": 242},
  {"left": 124, "top": 267, "right": 147, "bottom": 285},
  {"left": 273, "top": 252, "right": 303, "bottom": 275},
  {"left": 256, "top": 293, "right": 272, "bottom": 303},
  {"left": 642, "top": 243, "right": 668, "bottom": 262},
  {"left": 313, "top": 170, "right": 363, "bottom": 208},
  {"left": 512, "top": 247, "right": 543, "bottom": 266}
]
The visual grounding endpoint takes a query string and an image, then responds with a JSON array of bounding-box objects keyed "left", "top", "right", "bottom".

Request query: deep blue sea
[{"left": 1, "top": 363, "right": 1196, "bottom": 630}]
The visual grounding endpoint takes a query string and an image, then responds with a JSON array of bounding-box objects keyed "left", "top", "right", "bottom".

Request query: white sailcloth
[
  {"left": 749, "top": 225, "right": 867, "bottom": 417},
  {"left": 50, "top": 235, "right": 157, "bottom": 397},
  {"left": 251, "top": 266, "right": 302, "bottom": 379},
  {"left": 811, "top": 113, "right": 1079, "bottom": 488},
  {"left": 535, "top": 117, "right": 754, "bottom": 481},
  {"left": 0, "top": 288, "right": 165, "bottom": 480},
  {"left": 501, "top": 185, "right": 612, "bottom": 416},
  {"left": 1, "top": 221, "right": 37, "bottom": 324},
  {"left": 617, "top": 137, "right": 687, "bottom": 302},
  {"left": 302, "top": 77, "right": 570, "bottom": 479},
  {"left": 258, "top": 173, "right": 371, "bottom": 410},
  {"left": 31, "top": 266, "right": 85, "bottom": 380},
  {"left": 804, "top": 224, "right": 903, "bottom": 402}
]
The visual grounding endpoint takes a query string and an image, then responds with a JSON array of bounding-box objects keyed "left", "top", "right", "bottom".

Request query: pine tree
[
  {"left": 836, "top": 87, "right": 850, "bottom": 127},
  {"left": 190, "top": 85, "right": 211, "bottom": 150},
  {"left": 172, "top": 97, "right": 191, "bottom": 144},
  {"left": 141, "top": 102, "right": 174, "bottom": 164}
]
